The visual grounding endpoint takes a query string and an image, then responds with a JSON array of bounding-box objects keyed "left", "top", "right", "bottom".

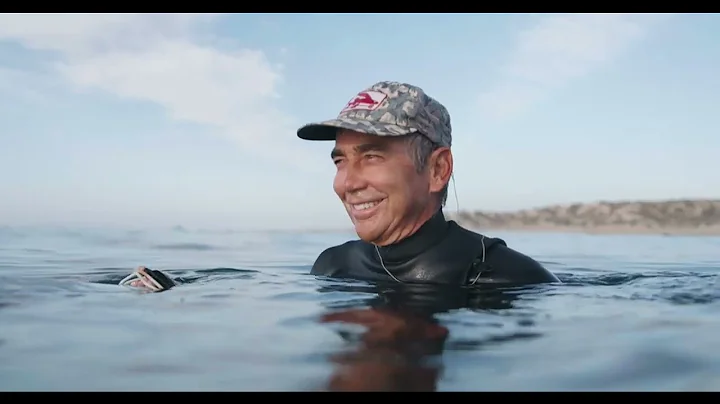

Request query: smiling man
[
  {"left": 297, "top": 81, "right": 559, "bottom": 286},
  {"left": 119, "top": 81, "right": 559, "bottom": 294}
]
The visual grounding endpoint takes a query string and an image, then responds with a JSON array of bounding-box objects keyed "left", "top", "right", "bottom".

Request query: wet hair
[{"left": 404, "top": 133, "right": 450, "bottom": 206}]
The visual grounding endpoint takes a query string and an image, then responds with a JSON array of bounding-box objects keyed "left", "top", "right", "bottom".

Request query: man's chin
[
  {"left": 346, "top": 203, "right": 387, "bottom": 240},
  {"left": 353, "top": 222, "right": 384, "bottom": 244}
]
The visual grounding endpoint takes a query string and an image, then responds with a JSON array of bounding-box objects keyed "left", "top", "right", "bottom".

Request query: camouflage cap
[{"left": 296, "top": 81, "right": 452, "bottom": 147}]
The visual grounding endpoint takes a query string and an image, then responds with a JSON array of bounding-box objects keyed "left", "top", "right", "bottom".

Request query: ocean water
[{"left": 0, "top": 224, "right": 718, "bottom": 391}]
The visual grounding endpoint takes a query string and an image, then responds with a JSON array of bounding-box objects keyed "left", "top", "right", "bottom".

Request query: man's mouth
[
  {"left": 348, "top": 198, "right": 386, "bottom": 218},
  {"left": 351, "top": 200, "right": 383, "bottom": 211}
]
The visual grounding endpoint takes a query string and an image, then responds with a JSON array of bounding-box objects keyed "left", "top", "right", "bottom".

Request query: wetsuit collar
[{"left": 375, "top": 209, "right": 449, "bottom": 263}]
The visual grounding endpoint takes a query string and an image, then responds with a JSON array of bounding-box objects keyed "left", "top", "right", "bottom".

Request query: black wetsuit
[{"left": 311, "top": 209, "right": 560, "bottom": 286}]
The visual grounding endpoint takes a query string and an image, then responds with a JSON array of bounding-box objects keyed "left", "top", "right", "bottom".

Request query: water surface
[{"left": 0, "top": 225, "right": 718, "bottom": 391}]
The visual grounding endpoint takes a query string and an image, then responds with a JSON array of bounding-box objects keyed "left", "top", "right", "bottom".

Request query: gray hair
[{"left": 404, "top": 133, "right": 450, "bottom": 206}]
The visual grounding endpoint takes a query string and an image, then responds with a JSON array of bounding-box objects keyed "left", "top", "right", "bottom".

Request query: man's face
[{"left": 331, "top": 130, "right": 436, "bottom": 245}]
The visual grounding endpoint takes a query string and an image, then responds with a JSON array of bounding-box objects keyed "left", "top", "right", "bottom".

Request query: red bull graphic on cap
[{"left": 340, "top": 90, "right": 388, "bottom": 113}]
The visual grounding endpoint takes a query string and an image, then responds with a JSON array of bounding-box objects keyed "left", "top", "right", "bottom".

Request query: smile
[
  {"left": 348, "top": 198, "right": 386, "bottom": 219},
  {"left": 352, "top": 200, "right": 383, "bottom": 211}
]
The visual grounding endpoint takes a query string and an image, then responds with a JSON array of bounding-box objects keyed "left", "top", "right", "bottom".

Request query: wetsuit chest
[{"left": 311, "top": 211, "right": 506, "bottom": 285}]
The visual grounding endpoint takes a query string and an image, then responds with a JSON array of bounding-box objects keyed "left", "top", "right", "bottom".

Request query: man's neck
[
  {"left": 373, "top": 208, "right": 448, "bottom": 263},
  {"left": 373, "top": 202, "right": 443, "bottom": 246}
]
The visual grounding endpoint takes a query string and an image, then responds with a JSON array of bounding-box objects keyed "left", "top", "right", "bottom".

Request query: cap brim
[
  {"left": 296, "top": 120, "right": 346, "bottom": 141},
  {"left": 297, "top": 118, "right": 416, "bottom": 141}
]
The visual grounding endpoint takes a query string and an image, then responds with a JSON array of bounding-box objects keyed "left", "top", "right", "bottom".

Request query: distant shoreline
[
  {"left": 457, "top": 224, "right": 720, "bottom": 236},
  {"left": 446, "top": 198, "right": 720, "bottom": 237}
]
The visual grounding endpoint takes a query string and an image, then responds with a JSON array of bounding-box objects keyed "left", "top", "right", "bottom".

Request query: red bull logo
[{"left": 340, "top": 90, "right": 387, "bottom": 113}]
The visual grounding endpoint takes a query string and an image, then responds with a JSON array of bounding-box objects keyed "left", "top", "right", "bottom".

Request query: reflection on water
[{"left": 315, "top": 282, "right": 544, "bottom": 391}]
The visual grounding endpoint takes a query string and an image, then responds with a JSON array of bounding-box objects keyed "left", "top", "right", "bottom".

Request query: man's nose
[{"left": 343, "top": 163, "right": 367, "bottom": 193}]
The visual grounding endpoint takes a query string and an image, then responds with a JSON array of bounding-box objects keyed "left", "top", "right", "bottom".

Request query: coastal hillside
[{"left": 447, "top": 199, "right": 720, "bottom": 235}]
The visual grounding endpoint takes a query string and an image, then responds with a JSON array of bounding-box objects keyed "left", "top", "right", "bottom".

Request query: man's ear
[{"left": 428, "top": 147, "right": 453, "bottom": 193}]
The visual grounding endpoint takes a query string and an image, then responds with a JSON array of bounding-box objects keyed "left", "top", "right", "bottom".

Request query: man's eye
[{"left": 365, "top": 154, "right": 381, "bottom": 160}]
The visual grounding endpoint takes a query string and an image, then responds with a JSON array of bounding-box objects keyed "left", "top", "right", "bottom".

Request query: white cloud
[
  {"left": 477, "top": 13, "right": 673, "bottom": 120},
  {"left": 0, "top": 13, "right": 214, "bottom": 57},
  {"left": 0, "top": 13, "right": 318, "bottom": 171}
]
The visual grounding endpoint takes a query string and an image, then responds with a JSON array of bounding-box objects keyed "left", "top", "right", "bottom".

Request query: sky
[{"left": 0, "top": 13, "right": 718, "bottom": 230}]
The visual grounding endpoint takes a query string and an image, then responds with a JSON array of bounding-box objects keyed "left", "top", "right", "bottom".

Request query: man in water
[
  {"left": 120, "top": 81, "right": 558, "bottom": 292},
  {"left": 295, "top": 81, "right": 559, "bottom": 286}
]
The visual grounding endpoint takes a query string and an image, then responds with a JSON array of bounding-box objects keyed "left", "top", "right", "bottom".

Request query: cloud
[
  {"left": 0, "top": 13, "right": 318, "bottom": 171},
  {"left": 0, "top": 13, "right": 212, "bottom": 55},
  {"left": 477, "top": 13, "right": 673, "bottom": 120}
]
